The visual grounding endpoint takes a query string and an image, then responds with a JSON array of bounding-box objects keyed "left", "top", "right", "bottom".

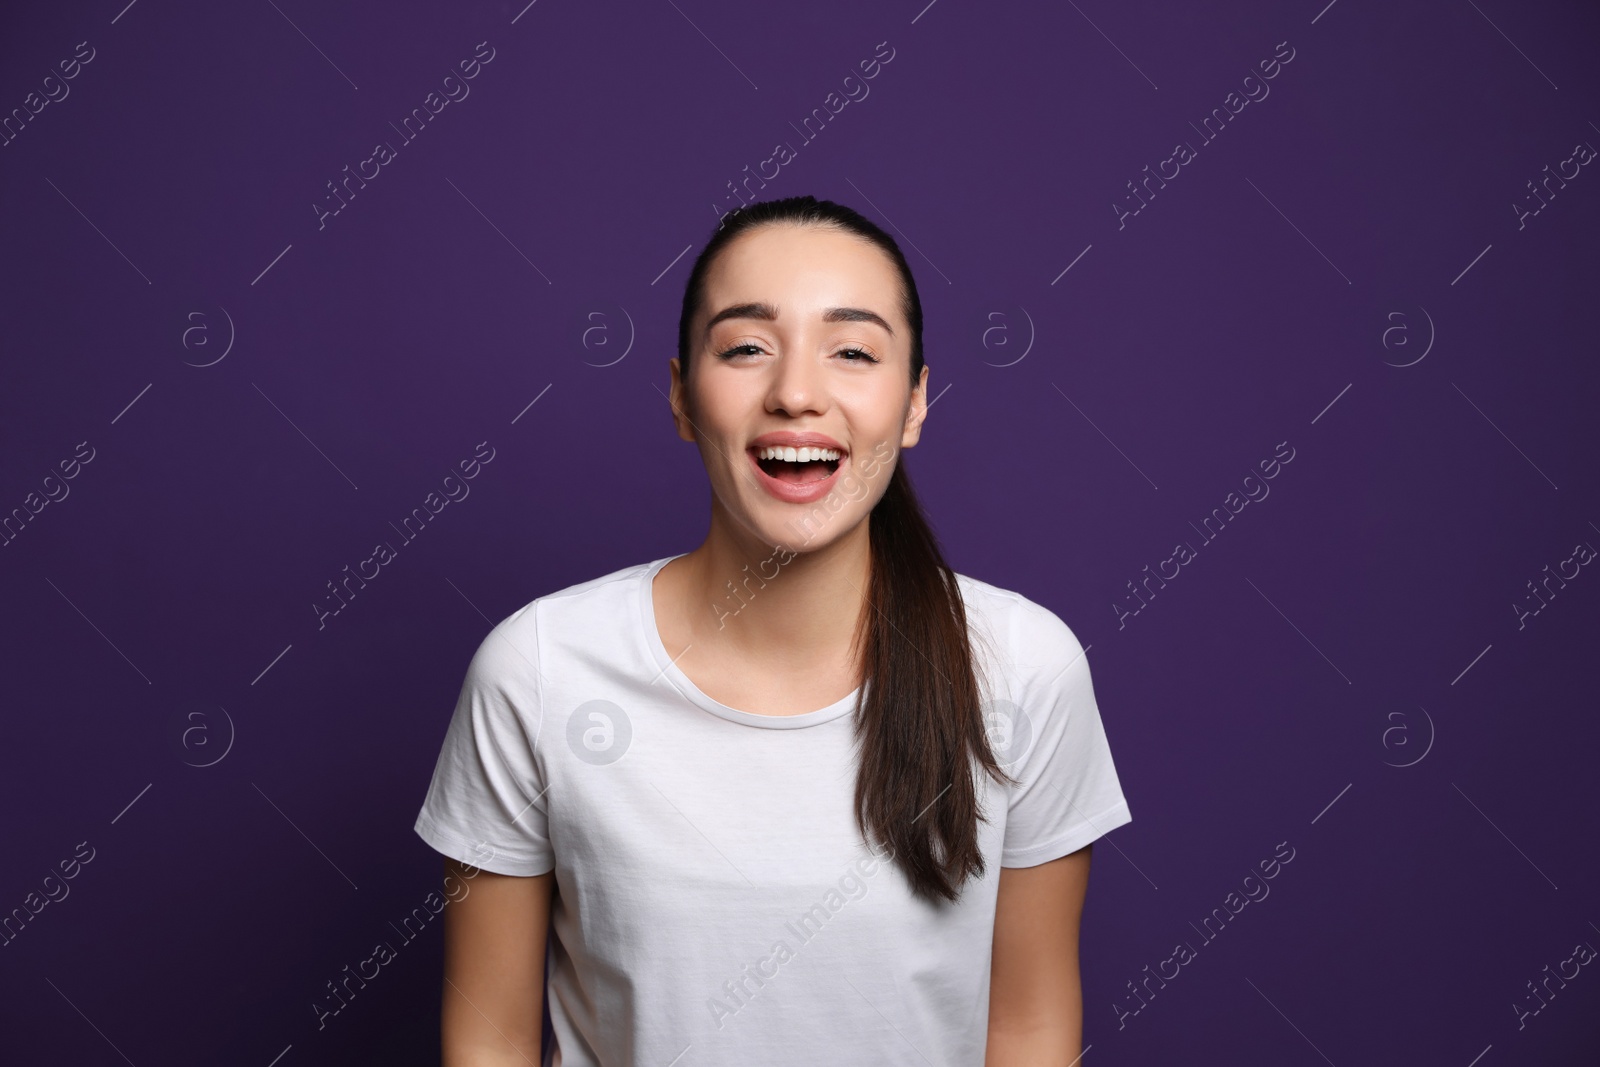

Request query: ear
[
  {"left": 900, "top": 364, "right": 930, "bottom": 449},
  {"left": 668, "top": 358, "right": 697, "bottom": 443}
]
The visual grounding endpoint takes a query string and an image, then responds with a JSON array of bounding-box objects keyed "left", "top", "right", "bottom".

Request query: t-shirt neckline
[{"left": 637, "top": 553, "right": 864, "bottom": 730}]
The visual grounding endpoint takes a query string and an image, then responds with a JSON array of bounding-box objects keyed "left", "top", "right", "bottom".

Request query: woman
[{"left": 414, "top": 195, "right": 1133, "bottom": 1065}]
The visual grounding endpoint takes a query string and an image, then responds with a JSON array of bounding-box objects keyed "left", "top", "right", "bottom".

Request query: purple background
[{"left": 3, "top": 0, "right": 1598, "bottom": 1062}]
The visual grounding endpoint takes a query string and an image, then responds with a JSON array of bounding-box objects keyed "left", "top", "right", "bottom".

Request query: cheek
[
  {"left": 845, "top": 387, "right": 913, "bottom": 453},
  {"left": 691, "top": 364, "right": 760, "bottom": 425}
]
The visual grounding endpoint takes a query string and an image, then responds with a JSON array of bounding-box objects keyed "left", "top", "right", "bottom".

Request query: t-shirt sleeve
[
  {"left": 999, "top": 602, "right": 1132, "bottom": 868},
  {"left": 413, "top": 610, "right": 555, "bottom": 877}
]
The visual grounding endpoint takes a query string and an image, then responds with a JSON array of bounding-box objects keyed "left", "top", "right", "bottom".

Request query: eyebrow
[{"left": 703, "top": 302, "right": 895, "bottom": 339}]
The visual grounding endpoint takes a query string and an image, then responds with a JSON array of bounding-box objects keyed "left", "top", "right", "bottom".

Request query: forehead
[{"left": 700, "top": 224, "right": 902, "bottom": 322}]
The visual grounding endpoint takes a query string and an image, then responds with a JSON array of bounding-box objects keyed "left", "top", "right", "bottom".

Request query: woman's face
[{"left": 670, "top": 222, "right": 929, "bottom": 554}]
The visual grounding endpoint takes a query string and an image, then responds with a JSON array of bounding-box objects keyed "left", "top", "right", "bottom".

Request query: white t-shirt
[{"left": 414, "top": 554, "right": 1132, "bottom": 1066}]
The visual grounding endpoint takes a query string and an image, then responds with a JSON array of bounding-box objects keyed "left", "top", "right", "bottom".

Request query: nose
[{"left": 764, "top": 348, "right": 827, "bottom": 418}]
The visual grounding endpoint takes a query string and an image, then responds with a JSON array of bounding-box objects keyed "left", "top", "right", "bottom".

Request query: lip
[
  {"left": 746, "top": 432, "right": 848, "bottom": 505},
  {"left": 747, "top": 431, "right": 848, "bottom": 454}
]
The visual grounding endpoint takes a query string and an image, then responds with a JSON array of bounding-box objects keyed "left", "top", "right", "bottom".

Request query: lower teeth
[{"left": 762, "top": 459, "right": 834, "bottom": 483}]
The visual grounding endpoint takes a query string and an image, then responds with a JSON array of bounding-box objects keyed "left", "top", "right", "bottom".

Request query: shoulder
[
  {"left": 465, "top": 557, "right": 657, "bottom": 685},
  {"left": 952, "top": 570, "right": 1090, "bottom": 690}
]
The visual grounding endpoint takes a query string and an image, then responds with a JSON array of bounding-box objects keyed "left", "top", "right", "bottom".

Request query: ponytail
[{"left": 851, "top": 461, "right": 1013, "bottom": 903}]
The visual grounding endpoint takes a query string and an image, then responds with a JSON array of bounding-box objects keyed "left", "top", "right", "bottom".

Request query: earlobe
[
  {"left": 668, "top": 358, "right": 696, "bottom": 443},
  {"left": 901, "top": 366, "right": 930, "bottom": 448}
]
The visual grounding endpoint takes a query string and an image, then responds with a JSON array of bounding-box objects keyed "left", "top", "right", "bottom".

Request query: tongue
[{"left": 770, "top": 460, "right": 832, "bottom": 484}]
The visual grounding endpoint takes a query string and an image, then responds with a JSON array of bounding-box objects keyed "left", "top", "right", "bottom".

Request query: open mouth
[
  {"left": 746, "top": 442, "right": 848, "bottom": 502},
  {"left": 753, "top": 454, "right": 841, "bottom": 484}
]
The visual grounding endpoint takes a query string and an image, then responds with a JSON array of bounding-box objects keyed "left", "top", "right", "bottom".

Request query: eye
[
  {"left": 715, "top": 343, "right": 765, "bottom": 360},
  {"left": 837, "top": 347, "right": 881, "bottom": 364}
]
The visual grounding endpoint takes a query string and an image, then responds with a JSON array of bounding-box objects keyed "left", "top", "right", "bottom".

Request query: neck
[{"left": 671, "top": 508, "right": 873, "bottom": 680}]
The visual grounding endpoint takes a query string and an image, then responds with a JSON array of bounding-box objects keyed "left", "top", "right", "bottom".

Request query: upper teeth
[{"left": 756, "top": 445, "right": 841, "bottom": 462}]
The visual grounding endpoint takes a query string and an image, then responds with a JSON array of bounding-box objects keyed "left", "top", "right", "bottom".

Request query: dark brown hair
[{"left": 675, "top": 195, "right": 1015, "bottom": 903}]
